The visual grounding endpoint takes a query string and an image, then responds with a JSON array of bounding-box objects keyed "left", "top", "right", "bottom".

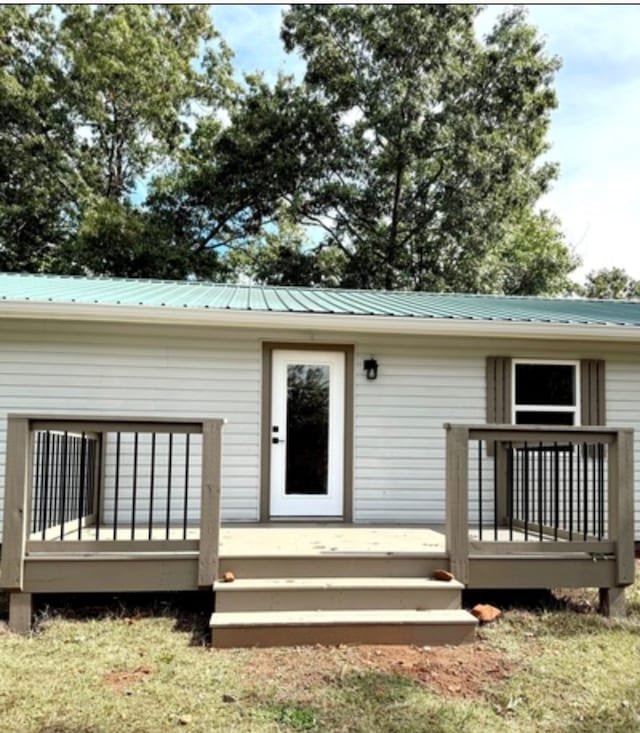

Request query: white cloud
[
  {"left": 529, "top": 6, "right": 640, "bottom": 279},
  {"left": 479, "top": 5, "right": 640, "bottom": 279}
]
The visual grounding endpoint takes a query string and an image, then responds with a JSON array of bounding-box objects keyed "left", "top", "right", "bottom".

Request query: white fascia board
[{"left": 1, "top": 300, "right": 640, "bottom": 344}]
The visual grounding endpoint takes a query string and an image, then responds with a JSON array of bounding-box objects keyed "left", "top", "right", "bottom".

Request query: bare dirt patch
[
  {"left": 226, "top": 642, "right": 513, "bottom": 701},
  {"left": 103, "top": 665, "right": 152, "bottom": 693}
]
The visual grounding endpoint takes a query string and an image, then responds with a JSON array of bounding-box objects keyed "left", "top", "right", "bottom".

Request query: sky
[{"left": 211, "top": 4, "right": 640, "bottom": 282}]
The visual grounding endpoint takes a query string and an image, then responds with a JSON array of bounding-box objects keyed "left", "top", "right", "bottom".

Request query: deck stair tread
[
  {"left": 213, "top": 577, "right": 464, "bottom": 591},
  {"left": 221, "top": 551, "right": 447, "bottom": 559},
  {"left": 211, "top": 609, "right": 477, "bottom": 628}
]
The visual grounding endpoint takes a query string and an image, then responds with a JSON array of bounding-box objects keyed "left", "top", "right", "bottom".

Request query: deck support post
[
  {"left": 198, "top": 419, "right": 224, "bottom": 588},
  {"left": 1, "top": 417, "right": 32, "bottom": 591},
  {"left": 608, "top": 429, "right": 635, "bottom": 586},
  {"left": 599, "top": 587, "right": 626, "bottom": 618},
  {"left": 9, "top": 592, "right": 33, "bottom": 633},
  {"left": 445, "top": 425, "right": 469, "bottom": 584}
]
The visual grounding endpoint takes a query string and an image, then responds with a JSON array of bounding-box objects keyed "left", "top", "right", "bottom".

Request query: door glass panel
[{"left": 285, "top": 363, "right": 329, "bottom": 495}]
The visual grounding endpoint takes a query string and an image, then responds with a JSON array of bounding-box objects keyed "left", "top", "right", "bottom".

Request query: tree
[
  {"left": 582, "top": 268, "right": 640, "bottom": 300},
  {"left": 164, "top": 5, "right": 573, "bottom": 292},
  {"left": 58, "top": 4, "right": 233, "bottom": 202},
  {"left": 147, "top": 73, "right": 340, "bottom": 271},
  {"left": 223, "top": 206, "right": 345, "bottom": 287},
  {"left": 0, "top": 7, "right": 81, "bottom": 271},
  {"left": 0, "top": 5, "right": 235, "bottom": 277},
  {"left": 272, "top": 4, "right": 566, "bottom": 291},
  {"left": 479, "top": 209, "right": 578, "bottom": 296}
]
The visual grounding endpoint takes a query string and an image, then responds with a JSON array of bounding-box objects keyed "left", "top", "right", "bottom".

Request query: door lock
[{"left": 272, "top": 437, "right": 285, "bottom": 444}]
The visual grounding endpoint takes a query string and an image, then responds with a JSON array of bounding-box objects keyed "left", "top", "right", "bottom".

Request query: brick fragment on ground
[
  {"left": 432, "top": 569, "right": 455, "bottom": 582},
  {"left": 470, "top": 604, "right": 502, "bottom": 624}
]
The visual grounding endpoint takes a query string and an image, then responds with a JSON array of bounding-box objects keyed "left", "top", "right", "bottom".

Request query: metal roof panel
[{"left": 2, "top": 272, "right": 640, "bottom": 328}]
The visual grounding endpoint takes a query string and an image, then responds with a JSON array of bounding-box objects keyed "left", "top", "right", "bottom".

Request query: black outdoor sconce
[{"left": 363, "top": 357, "right": 378, "bottom": 380}]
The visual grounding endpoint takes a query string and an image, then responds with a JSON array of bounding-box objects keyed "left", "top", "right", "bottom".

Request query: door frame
[{"left": 260, "top": 342, "right": 354, "bottom": 522}]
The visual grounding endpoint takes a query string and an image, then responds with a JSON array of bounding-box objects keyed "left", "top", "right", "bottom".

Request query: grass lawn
[{"left": 0, "top": 568, "right": 639, "bottom": 733}]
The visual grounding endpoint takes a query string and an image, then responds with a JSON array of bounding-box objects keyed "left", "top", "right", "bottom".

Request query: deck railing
[
  {"left": 31, "top": 430, "right": 100, "bottom": 538},
  {"left": 1, "top": 415, "right": 224, "bottom": 592},
  {"left": 445, "top": 424, "right": 635, "bottom": 586}
]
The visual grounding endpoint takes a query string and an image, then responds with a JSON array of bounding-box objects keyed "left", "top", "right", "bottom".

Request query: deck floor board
[{"left": 28, "top": 523, "right": 570, "bottom": 556}]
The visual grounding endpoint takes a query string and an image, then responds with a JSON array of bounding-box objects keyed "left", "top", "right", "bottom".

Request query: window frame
[{"left": 511, "top": 358, "right": 581, "bottom": 426}]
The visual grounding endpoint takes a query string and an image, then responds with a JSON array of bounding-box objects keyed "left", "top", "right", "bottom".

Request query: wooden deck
[
  {"left": 2, "top": 416, "right": 635, "bottom": 639},
  {"left": 19, "top": 521, "right": 621, "bottom": 591}
]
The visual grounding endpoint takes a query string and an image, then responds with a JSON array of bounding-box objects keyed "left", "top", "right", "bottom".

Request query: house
[{"left": 0, "top": 272, "right": 636, "bottom": 645}]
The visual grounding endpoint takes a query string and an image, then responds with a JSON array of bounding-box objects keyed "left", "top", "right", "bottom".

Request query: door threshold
[{"left": 268, "top": 516, "right": 346, "bottom": 524}]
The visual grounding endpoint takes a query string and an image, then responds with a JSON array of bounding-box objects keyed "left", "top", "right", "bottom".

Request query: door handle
[{"left": 272, "top": 437, "right": 286, "bottom": 444}]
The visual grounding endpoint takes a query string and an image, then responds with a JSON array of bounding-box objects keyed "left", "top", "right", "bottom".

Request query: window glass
[
  {"left": 515, "top": 363, "right": 574, "bottom": 406},
  {"left": 515, "top": 411, "right": 575, "bottom": 425}
]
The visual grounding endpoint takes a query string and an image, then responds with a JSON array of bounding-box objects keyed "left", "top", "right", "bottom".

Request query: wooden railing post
[
  {"left": 608, "top": 429, "right": 635, "bottom": 586},
  {"left": 445, "top": 424, "right": 470, "bottom": 584},
  {"left": 198, "top": 419, "right": 224, "bottom": 588},
  {"left": 1, "top": 417, "right": 32, "bottom": 590}
]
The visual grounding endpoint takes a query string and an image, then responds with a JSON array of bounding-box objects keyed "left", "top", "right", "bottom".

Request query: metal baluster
[
  {"left": 131, "top": 433, "right": 139, "bottom": 540},
  {"left": 148, "top": 433, "right": 156, "bottom": 540},
  {"left": 59, "top": 432, "right": 68, "bottom": 540},
  {"left": 182, "top": 433, "right": 190, "bottom": 539},
  {"left": 493, "top": 441, "right": 498, "bottom": 541},
  {"left": 78, "top": 434, "right": 86, "bottom": 540},
  {"left": 583, "top": 443, "right": 588, "bottom": 541},
  {"left": 552, "top": 443, "right": 560, "bottom": 540},
  {"left": 523, "top": 443, "right": 529, "bottom": 540},
  {"left": 507, "top": 442, "right": 514, "bottom": 541},
  {"left": 568, "top": 443, "right": 574, "bottom": 540},
  {"left": 94, "top": 434, "right": 102, "bottom": 541},
  {"left": 32, "top": 432, "right": 42, "bottom": 533},
  {"left": 592, "top": 443, "right": 597, "bottom": 537},
  {"left": 575, "top": 442, "right": 580, "bottom": 538},
  {"left": 538, "top": 442, "right": 543, "bottom": 541},
  {"left": 599, "top": 444, "right": 605, "bottom": 539},
  {"left": 113, "top": 432, "right": 121, "bottom": 540},
  {"left": 41, "top": 432, "right": 51, "bottom": 539},
  {"left": 166, "top": 433, "right": 173, "bottom": 540},
  {"left": 51, "top": 434, "right": 59, "bottom": 532}
]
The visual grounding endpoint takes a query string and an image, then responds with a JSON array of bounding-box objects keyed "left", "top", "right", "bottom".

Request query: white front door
[{"left": 270, "top": 349, "right": 345, "bottom": 517}]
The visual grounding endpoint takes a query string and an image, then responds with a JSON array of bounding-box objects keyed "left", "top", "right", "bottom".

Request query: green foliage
[
  {"left": 150, "top": 74, "right": 339, "bottom": 261},
  {"left": 273, "top": 5, "right": 567, "bottom": 291},
  {"left": 1, "top": 4, "right": 580, "bottom": 293},
  {"left": 0, "top": 5, "right": 234, "bottom": 277},
  {"left": 58, "top": 4, "right": 233, "bottom": 200},
  {"left": 65, "top": 197, "right": 226, "bottom": 279},
  {"left": 581, "top": 267, "right": 640, "bottom": 299},
  {"left": 257, "top": 703, "right": 319, "bottom": 731},
  {"left": 0, "top": 7, "right": 81, "bottom": 271},
  {"left": 480, "top": 210, "right": 579, "bottom": 295},
  {"left": 224, "top": 210, "right": 345, "bottom": 287}
]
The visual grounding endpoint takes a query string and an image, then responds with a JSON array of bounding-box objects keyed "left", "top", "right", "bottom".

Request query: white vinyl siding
[
  {"left": 0, "top": 320, "right": 262, "bottom": 537},
  {"left": 0, "top": 320, "right": 639, "bottom": 541},
  {"left": 605, "top": 357, "right": 640, "bottom": 539},
  {"left": 354, "top": 340, "right": 485, "bottom": 523}
]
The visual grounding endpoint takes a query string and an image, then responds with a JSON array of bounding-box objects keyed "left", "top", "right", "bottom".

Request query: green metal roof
[{"left": 2, "top": 272, "right": 640, "bottom": 327}]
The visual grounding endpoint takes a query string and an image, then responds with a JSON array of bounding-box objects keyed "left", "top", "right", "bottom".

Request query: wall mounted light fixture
[{"left": 363, "top": 357, "right": 378, "bottom": 380}]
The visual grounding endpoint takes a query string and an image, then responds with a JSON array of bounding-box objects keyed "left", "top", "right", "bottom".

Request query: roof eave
[{"left": 0, "top": 300, "right": 638, "bottom": 343}]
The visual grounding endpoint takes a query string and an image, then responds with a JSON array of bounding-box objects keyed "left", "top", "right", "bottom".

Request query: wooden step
[
  {"left": 219, "top": 554, "right": 449, "bottom": 579},
  {"left": 214, "top": 577, "right": 463, "bottom": 613},
  {"left": 210, "top": 609, "right": 477, "bottom": 648}
]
